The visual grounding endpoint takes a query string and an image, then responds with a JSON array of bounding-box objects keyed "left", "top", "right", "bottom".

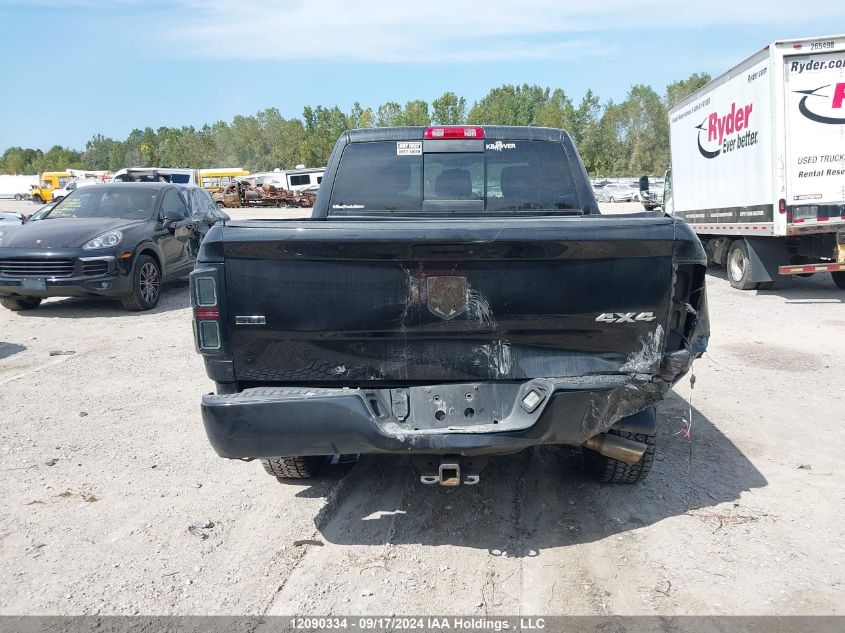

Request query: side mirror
[
  {"left": 638, "top": 176, "right": 649, "bottom": 192},
  {"left": 161, "top": 210, "right": 185, "bottom": 230}
]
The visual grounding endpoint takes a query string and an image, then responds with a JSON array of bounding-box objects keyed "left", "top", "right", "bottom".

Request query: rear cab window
[{"left": 328, "top": 138, "right": 582, "bottom": 216}]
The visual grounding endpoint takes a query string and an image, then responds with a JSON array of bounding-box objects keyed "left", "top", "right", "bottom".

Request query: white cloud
[
  {"left": 8, "top": 0, "right": 844, "bottom": 63},
  {"left": 164, "top": 0, "right": 602, "bottom": 62}
]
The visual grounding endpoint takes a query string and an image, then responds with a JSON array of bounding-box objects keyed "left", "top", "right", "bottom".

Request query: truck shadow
[
  {"left": 706, "top": 267, "right": 844, "bottom": 303},
  {"left": 9, "top": 282, "right": 191, "bottom": 319},
  {"left": 0, "top": 341, "right": 26, "bottom": 360},
  {"left": 296, "top": 392, "right": 766, "bottom": 556}
]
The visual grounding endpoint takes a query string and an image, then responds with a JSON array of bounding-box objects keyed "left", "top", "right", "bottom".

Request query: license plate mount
[{"left": 22, "top": 278, "right": 47, "bottom": 291}]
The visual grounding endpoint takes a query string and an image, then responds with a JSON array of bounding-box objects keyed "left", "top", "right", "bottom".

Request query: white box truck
[
  {"left": 664, "top": 34, "right": 845, "bottom": 290},
  {"left": 0, "top": 175, "right": 38, "bottom": 200}
]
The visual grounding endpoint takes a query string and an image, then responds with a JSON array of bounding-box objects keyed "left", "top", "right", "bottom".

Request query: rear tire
[
  {"left": 260, "top": 456, "right": 330, "bottom": 480},
  {"left": 120, "top": 254, "right": 161, "bottom": 311},
  {"left": 14, "top": 194, "right": 22, "bottom": 201},
  {"left": 583, "top": 428, "right": 656, "bottom": 484},
  {"left": 727, "top": 239, "right": 758, "bottom": 290},
  {"left": 832, "top": 271, "right": 845, "bottom": 289},
  {"left": 32, "top": 194, "right": 43, "bottom": 204},
  {"left": 1, "top": 296, "right": 42, "bottom": 311}
]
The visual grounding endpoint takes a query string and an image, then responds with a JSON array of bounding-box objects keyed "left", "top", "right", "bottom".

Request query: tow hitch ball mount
[{"left": 414, "top": 456, "right": 487, "bottom": 486}]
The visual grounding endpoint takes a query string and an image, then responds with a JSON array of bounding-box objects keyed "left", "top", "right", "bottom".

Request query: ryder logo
[
  {"left": 795, "top": 83, "right": 845, "bottom": 124},
  {"left": 695, "top": 101, "right": 757, "bottom": 160}
]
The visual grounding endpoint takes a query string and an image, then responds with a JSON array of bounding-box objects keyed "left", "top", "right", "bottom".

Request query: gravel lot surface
[{"left": 0, "top": 198, "right": 843, "bottom": 615}]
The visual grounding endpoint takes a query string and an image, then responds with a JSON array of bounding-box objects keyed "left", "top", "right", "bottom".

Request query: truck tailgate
[{"left": 220, "top": 216, "right": 677, "bottom": 384}]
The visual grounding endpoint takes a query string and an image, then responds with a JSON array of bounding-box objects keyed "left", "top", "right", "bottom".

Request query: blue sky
[{"left": 1, "top": 0, "right": 843, "bottom": 151}]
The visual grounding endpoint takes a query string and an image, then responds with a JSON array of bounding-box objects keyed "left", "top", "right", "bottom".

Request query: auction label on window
[{"left": 397, "top": 141, "right": 422, "bottom": 156}]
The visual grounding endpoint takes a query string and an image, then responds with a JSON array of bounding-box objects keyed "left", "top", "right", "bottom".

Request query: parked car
[
  {"left": 0, "top": 212, "right": 27, "bottom": 226},
  {"left": 192, "top": 125, "right": 709, "bottom": 487},
  {"left": 111, "top": 167, "right": 198, "bottom": 185},
  {"left": 594, "top": 182, "right": 638, "bottom": 203},
  {"left": 636, "top": 178, "right": 664, "bottom": 210},
  {"left": 51, "top": 178, "right": 100, "bottom": 202},
  {"left": 0, "top": 183, "right": 227, "bottom": 312}
]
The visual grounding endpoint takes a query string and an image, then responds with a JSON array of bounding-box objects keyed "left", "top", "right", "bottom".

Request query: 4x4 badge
[{"left": 596, "top": 312, "right": 657, "bottom": 323}]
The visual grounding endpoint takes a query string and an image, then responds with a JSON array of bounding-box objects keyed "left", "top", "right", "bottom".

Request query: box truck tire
[
  {"left": 727, "top": 240, "right": 758, "bottom": 290},
  {"left": 832, "top": 272, "right": 845, "bottom": 290}
]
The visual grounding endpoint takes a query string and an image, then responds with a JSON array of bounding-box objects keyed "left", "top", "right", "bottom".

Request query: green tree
[
  {"left": 0, "top": 147, "right": 31, "bottom": 174},
  {"left": 258, "top": 108, "right": 306, "bottom": 170},
  {"left": 31, "top": 145, "right": 83, "bottom": 172},
  {"left": 581, "top": 100, "right": 624, "bottom": 176},
  {"left": 467, "top": 84, "right": 550, "bottom": 125},
  {"left": 2, "top": 72, "right": 714, "bottom": 175},
  {"left": 376, "top": 101, "right": 402, "bottom": 127},
  {"left": 571, "top": 90, "right": 601, "bottom": 146},
  {"left": 399, "top": 100, "right": 431, "bottom": 126},
  {"left": 348, "top": 102, "right": 375, "bottom": 130},
  {"left": 665, "top": 73, "right": 712, "bottom": 108},
  {"left": 535, "top": 88, "right": 575, "bottom": 131},
  {"left": 82, "top": 134, "right": 122, "bottom": 170},
  {"left": 301, "top": 105, "right": 349, "bottom": 166},
  {"left": 431, "top": 91, "right": 466, "bottom": 125},
  {"left": 183, "top": 124, "right": 217, "bottom": 169},
  {"left": 593, "top": 84, "right": 669, "bottom": 176},
  {"left": 156, "top": 127, "right": 191, "bottom": 168}
]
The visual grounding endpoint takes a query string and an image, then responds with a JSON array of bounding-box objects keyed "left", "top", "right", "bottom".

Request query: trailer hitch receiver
[{"left": 415, "top": 456, "right": 486, "bottom": 486}]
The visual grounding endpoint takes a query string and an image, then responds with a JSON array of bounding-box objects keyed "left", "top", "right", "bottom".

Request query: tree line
[{"left": 0, "top": 74, "right": 710, "bottom": 178}]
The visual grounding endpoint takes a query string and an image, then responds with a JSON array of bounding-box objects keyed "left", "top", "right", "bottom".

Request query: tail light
[
  {"left": 791, "top": 205, "right": 819, "bottom": 224},
  {"left": 194, "top": 276, "right": 217, "bottom": 306},
  {"left": 424, "top": 126, "right": 484, "bottom": 139},
  {"left": 193, "top": 276, "right": 221, "bottom": 351}
]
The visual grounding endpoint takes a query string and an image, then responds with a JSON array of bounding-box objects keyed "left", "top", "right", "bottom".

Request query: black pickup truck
[{"left": 191, "top": 126, "right": 709, "bottom": 486}]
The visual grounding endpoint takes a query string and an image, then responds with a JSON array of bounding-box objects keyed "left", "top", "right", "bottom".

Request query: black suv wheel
[
  {"left": 121, "top": 254, "right": 161, "bottom": 311},
  {"left": 1, "top": 296, "right": 42, "bottom": 311}
]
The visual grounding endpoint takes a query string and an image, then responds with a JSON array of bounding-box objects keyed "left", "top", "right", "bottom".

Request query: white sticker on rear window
[
  {"left": 486, "top": 141, "right": 517, "bottom": 151},
  {"left": 397, "top": 141, "right": 422, "bottom": 156}
]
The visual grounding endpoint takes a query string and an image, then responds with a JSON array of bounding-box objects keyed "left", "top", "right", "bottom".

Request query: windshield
[
  {"left": 45, "top": 187, "right": 159, "bottom": 221},
  {"left": 329, "top": 140, "right": 581, "bottom": 215}
]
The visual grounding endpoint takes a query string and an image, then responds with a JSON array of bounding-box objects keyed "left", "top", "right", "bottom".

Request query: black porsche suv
[{"left": 0, "top": 182, "right": 227, "bottom": 312}]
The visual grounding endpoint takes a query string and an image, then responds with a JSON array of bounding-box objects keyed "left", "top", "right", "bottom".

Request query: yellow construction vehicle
[{"left": 30, "top": 171, "right": 72, "bottom": 203}]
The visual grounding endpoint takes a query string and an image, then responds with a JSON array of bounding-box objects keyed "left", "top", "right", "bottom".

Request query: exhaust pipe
[{"left": 584, "top": 433, "right": 647, "bottom": 465}]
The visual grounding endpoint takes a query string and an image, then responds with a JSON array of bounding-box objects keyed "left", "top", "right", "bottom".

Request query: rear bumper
[
  {"left": 200, "top": 376, "right": 668, "bottom": 458},
  {"left": 779, "top": 262, "right": 845, "bottom": 275}
]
